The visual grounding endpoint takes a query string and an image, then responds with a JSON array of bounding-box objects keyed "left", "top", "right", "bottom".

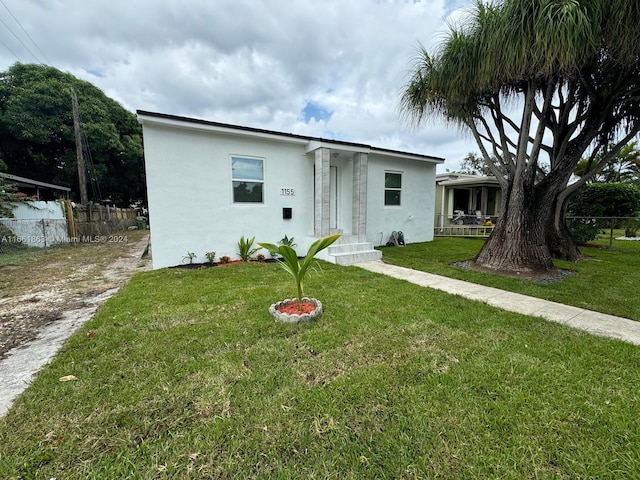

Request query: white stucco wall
[
  {"left": 143, "top": 124, "right": 320, "bottom": 269},
  {"left": 366, "top": 155, "right": 437, "bottom": 247}
]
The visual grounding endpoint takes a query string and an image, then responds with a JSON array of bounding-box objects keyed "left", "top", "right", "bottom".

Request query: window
[
  {"left": 231, "top": 156, "right": 264, "bottom": 203},
  {"left": 384, "top": 172, "right": 402, "bottom": 206}
]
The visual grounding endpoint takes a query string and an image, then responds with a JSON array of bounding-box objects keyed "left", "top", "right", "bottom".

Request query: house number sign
[{"left": 280, "top": 188, "right": 296, "bottom": 196}]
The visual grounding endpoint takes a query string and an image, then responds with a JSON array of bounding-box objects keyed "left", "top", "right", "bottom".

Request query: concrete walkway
[{"left": 358, "top": 261, "right": 640, "bottom": 346}]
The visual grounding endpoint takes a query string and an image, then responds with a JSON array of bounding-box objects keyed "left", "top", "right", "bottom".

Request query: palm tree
[
  {"left": 402, "top": 0, "right": 640, "bottom": 275},
  {"left": 575, "top": 142, "right": 640, "bottom": 184}
]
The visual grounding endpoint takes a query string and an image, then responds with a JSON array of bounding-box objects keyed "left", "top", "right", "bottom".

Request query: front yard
[
  {"left": 0, "top": 245, "right": 638, "bottom": 478},
  {"left": 380, "top": 233, "right": 640, "bottom": 321}
]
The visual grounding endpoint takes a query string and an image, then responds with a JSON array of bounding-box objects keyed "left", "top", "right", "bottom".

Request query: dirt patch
[{"left": 0, "top": 232, "right": 150, "bottom": 360}]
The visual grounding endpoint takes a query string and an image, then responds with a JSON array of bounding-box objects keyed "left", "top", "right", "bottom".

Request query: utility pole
[{"left": 71, "top": 87, "right": 88, "bottom": 205}]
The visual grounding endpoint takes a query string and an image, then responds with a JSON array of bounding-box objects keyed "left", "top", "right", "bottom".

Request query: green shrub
[
  {"left": 566, "top": 218, "right": 600, "bottom": 245},
  {"left": 570, "top": 183, "right": 640, "bottom": 217},
  {"left": 568, "top": 183, "right": 640, "bottom": 244}
]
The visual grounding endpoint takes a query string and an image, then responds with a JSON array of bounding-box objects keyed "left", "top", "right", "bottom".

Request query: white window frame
[
  {"left": 384, "top": 171, "right": 402, "bottom": 206},
  {"left": 231, "top": 155, "right": 265, "bottom": 204}
]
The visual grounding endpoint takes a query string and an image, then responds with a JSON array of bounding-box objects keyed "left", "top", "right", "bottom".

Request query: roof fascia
[{"left": 138, "top": 113, "right": 309, "bottom": 146}]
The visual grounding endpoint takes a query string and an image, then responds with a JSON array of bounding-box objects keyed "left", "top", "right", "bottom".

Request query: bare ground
[{"left": 0, "top": 232, "right": 150, "bottom": 360}]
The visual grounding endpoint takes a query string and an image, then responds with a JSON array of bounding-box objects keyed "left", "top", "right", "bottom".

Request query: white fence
[{"left": 0, "top": 201, "right": 69, "bottom": 248}]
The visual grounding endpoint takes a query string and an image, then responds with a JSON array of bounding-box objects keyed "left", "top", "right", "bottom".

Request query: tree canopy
[
  {"left": 456, "top": 152, "right": 506, "bottom": 176},
  {"left": 0, "top": 63, "right": 145, "bottom": 206},
  {"left": 0, "top": 158, "right": 22, "bottom": 217},
  {"left": 402, "top": 0, "right": 640, "bottom": 274}
]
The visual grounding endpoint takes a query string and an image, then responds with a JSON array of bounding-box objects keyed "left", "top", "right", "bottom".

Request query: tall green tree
[
  {"left": 456, "top": 152, "right": 508, "bottom": 176},
  {"left": 0, "top": 63, "right": 145, "bottom": 206},
  {"left": 402, "top": 0, "right": 640, "bottom": 275}
]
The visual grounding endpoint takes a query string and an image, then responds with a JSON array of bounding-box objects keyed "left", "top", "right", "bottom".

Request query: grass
[
  {"left": 1, "top": 259, "right": 639, "bottom": 478},
  {"left": 380, "top": 231, "right": 640, "bottom": 321}
]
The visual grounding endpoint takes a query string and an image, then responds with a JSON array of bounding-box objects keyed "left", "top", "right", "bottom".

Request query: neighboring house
[
  {"left": 137, "top": 111, "right": 444, "bottom": 269},
  {"left": 0, "top": 173, "right": 70, "bottom": 200},
  {"left": 435, "top": 173, "right": 502, "bottom": 231},
  {"left": 0, "top": 174, "right": 71, "bottom": 247}
]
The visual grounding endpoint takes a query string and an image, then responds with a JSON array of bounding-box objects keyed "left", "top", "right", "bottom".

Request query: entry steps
[{"left": 328, "top": 237, "right": 382, "bottom": 265}]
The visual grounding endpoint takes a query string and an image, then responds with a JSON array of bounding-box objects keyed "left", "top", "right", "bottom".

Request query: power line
[
  {"left": 0, "top": 13, "right": 42, "bottom": 64},
  {"left": 0, "top": 34, "right": 20, "bottom": 62},
  {"left": 0, "top": 0, "right": 51, "bottom": 65}
]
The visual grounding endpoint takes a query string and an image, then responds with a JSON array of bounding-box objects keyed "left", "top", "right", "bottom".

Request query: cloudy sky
[{"left": 0, "top": 0, "right": 478, "bottom": 171}]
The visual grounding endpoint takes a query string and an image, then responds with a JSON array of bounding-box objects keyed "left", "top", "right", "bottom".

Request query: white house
[{"left": 137, "top": 111, "right": 444, "bottom": 269}]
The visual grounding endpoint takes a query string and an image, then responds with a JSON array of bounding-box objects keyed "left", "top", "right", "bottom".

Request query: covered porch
[
  {"left": 307, "top": 142, "right": 381, "bottom": 264},
  {"left": 434, "top": 173, "right": 501, "bottom": 236}
]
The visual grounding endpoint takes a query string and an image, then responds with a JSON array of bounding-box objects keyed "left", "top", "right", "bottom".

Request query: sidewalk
[{"left": 358, "top": 261, "right": 640, "bottom": 346}]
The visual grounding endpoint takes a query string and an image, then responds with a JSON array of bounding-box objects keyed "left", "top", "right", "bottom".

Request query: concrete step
[
  {"left": 331, "top": 248, "right": 382, "bottom": 266},
  {"left": 333, "top": 234, "right": 360, "bottom": 244},
  {"left": 328, "top": 242, "right": 374, "bottom": 255}
]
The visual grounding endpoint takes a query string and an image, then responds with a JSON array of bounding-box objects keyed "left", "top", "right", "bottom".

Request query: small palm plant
[
  {"left": 237, "top": 236, "right": 261, "bottom": 262},
  {"left": 258, "top": 233, "right": 341, "bottom": 313},
  {"left": 183, "top": 251, "right": 196, "bottom": 264}
]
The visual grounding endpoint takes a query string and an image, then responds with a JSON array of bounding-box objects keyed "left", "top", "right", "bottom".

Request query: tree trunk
[
  {"left": 547, "top": 197, "right": 582, "bottom": 261},
  {"left": 474, "top": 180, "right": 555, "bottom": 274}
]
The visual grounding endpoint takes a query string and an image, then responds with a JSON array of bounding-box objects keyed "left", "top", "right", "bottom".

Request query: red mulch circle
[{"left": 277, "top": 300, "right": 317, "bottom": 315}]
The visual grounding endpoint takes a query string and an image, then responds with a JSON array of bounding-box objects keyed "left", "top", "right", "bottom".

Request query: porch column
[
  {"left": 352, "top": 152, "right": 368, "bottom": 239},
  {"left": 314, "top": 147, "right": 331, "bottom": 237},
  {"left": 447, "top": 189, "right": 455, "bottom": 217},
  {"left": 481, "top": 186, "right": 488, "bottom": 219}
]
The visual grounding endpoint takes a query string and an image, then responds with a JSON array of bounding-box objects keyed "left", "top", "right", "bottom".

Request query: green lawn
[
  {"left": 1, "top": 259, "right": 639, "bottom": 478},
  {"left": 380, "top": 232, "right": 640, "bottom": 321}
]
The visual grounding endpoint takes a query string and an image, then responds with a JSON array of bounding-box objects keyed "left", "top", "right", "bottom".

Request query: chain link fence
[
  {"left": 0, "top": 217, "right": 139, "bottom": 258},
  {"left": 0, "top": 218, "right": 68, "bottom": 254},
  {"left": 566, "top": 216, "right": 640, "bottom": 247}
]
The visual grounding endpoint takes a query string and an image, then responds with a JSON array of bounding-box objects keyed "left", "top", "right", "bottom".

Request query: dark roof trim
[{"left": 137, "top": 110, "right": 444, "bottom": 163}]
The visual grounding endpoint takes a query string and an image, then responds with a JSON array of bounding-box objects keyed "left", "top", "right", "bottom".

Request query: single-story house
[
  {"left": 435, "top": 173, "right": 502, "bottom": 231},
  {"left": 0, "top": 173, "right": 70, "bottom": 201},
  {"left": 137, "top": 111, "right": 444, "bottom": 269}
]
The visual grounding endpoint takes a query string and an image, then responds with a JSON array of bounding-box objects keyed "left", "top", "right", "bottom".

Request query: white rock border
[{"left": 269, "top": 297, "right": 323, "bottom": 323}]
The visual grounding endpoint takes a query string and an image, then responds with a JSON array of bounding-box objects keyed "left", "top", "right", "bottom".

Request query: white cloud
[{"left": 0, "top": 0, "right": 479, "bottom": 171}]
